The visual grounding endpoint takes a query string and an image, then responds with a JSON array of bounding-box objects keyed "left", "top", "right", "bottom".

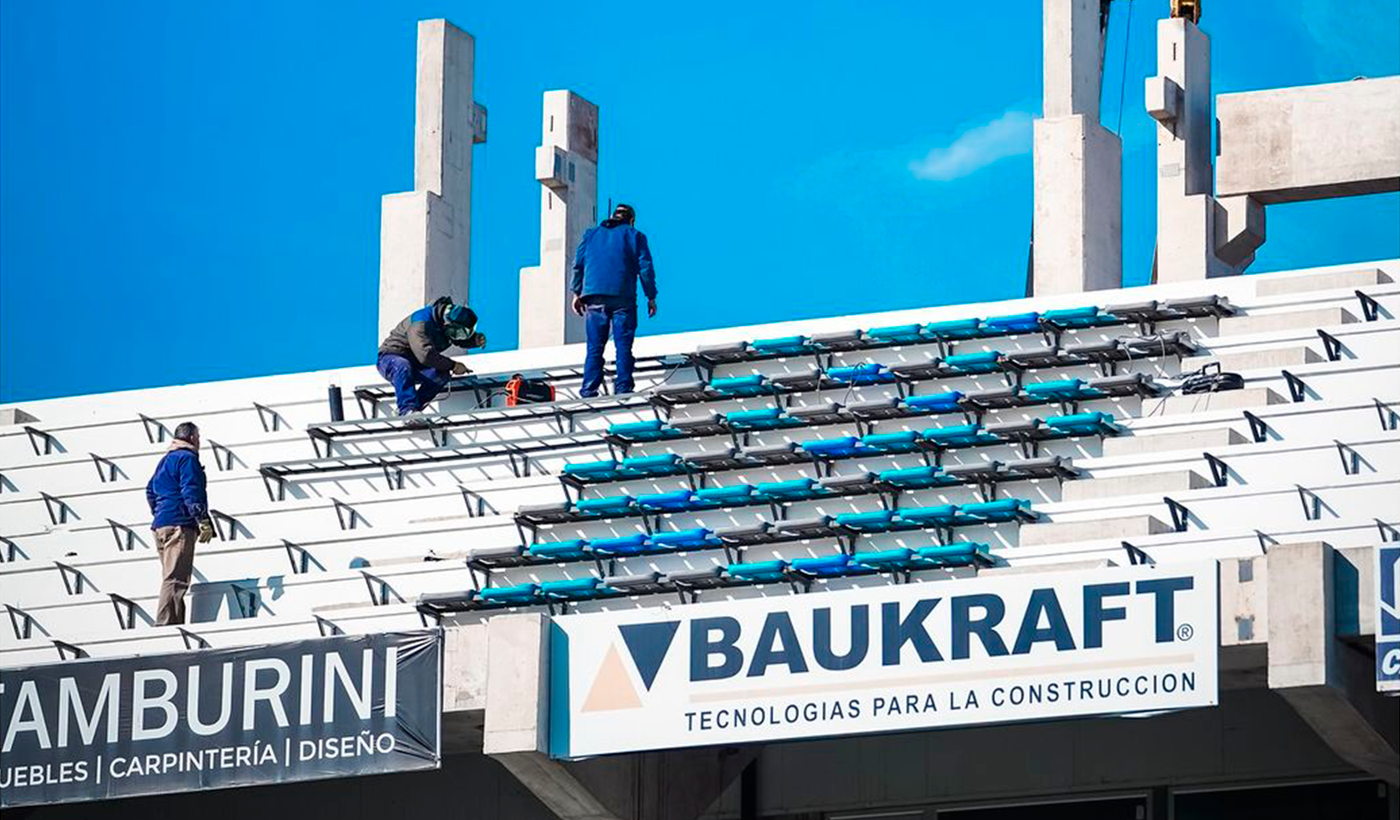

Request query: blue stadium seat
[
  {"left": 1044, "top": 411, "right": 1120, "bottom": 436},
  {"left": 954, "top": 498, "right": 1036, "bottom": 524},
  {"left": 789, "top": 553, "right": 863, "bottom": 579},
  {"left": 800, "top": 436, "right": 865, "bottom": 458},
  {"left": 726, "top": 560, "right": 789, "bottom": 583},
  {"left": 528, "top": 539, "right": 591, "bottom": 561},
  {"left": 866, "top": 323, "right": 928, "bottom": 344},
  {"left": 835, "top": 509, "right": 897, "bottom": 532},
  {"left": 636, "top": 489, "right": 696, "bottom": 512},
  {"left": 942, "top": 351, "right": 1003, "bottom": 374},
  {"left": 619, "top": 453, "right": 685, "bottom": 477},
  {"left": 861, "top": 430, "right": 923, "bottom": 453},
  {"left": 903, "top": 390, "right": 965, "bottom": 414},
  {"left": 924, "top": 318, "right": 984, "bottom": 339},
  {"left": 608, "top": 420, "right": 679, "bottom": 442},
  {"left": 878, "top": 465, "right": 955, "bottom": 489},
  {"left": 575, "top": 495, "right": 636, "bottom": 516},
  {"left": 754, "top": 478, "right": 823, "bottom": 501},
  {"left": 915, "top": 542, "right": 994, "bottom": 566},
  {"left": 726, "top": 407, "right": 796, "bottom": 431},
  {"left": 751, "top": 335, "right": 812, "bottom": 356},
  {"left": 923, "top": 423, "right": 999, "bottom": 447},
  {"left": 896, "top": 504, "right": 958, "bottom": 526},
  {"left": 587, "top": 534, "right": 653, "bottom": 557},
  {"left": 1024, "top": 378, "right": 1100, "bottom": 402},
  {"left": 1041, "top": 306, "right": 1116, "bottom": 328},
  {"left": 711, "top": 374, "right": 772, "bottom": 396},
  {"left": 563, "top": 459, "right": 622, "bottom": 481},
  {"left": 541, "top": 578, "right": 613, "bottom": 601},
  {"left": 478, "top": 583, "right": 540, "bottom": 606},
  {"left": 827, "top": 363, "right": 896, "bottom": 385},
  {"left": 982, "top": 312, "right": 1041, "bottom": 335},
  {"left": 693, "top": 484, "right": 756, "bottom": 507},
  {"left": 650, "top": 528, "right": 717, "bottom": 550}
]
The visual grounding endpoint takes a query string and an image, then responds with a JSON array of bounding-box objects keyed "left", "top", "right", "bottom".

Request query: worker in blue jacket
[
  {"left": 571, "top": 203, "right": 657, "bottom": 397},
  {"left": 145, "top": 421, "right": 214, "bottom": 625},
  {"left": 378, "top": 297, "right": 486, "bottom": 422}
]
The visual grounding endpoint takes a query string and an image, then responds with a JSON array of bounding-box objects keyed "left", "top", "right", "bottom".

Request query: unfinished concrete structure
[
  {"left": 377, "top": 19, "right": 488, "bottom": 340},
  {"left": 518, "top": 91, "right": 600, "bottom": 349},
  {"left": 1032, "top": 0, "right": 1123, "bottom": 296}
]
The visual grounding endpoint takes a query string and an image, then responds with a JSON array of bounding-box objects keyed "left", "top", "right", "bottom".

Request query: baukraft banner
[
  {"left": 550, "top": 562, "right": 1219, "bottom": 758},
  {"left": 0, "top": 630, "right": 442, "bottom": 807},
  {"left": 1378, "top": 544, "right": 1400, "bottom": 694}
]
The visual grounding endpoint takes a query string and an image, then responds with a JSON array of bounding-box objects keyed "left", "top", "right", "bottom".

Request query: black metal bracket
[
  {"left": 1316, "top": 329, "right": 1344, "bottom": 362},
  {"left": 1335, "top": 440, "right": 1362, "bottom": 476},
  {"left": 1378, "top": 519, "right": 1399, "bottom": 543},
  {"left": 1280, "top": 370, "right": 1308, "bottom": 403},
  {"left": 209, "top": 440, "right": 235, "bottom": 472},
  {"left": 54, "top": 562, "right": 88, "bottom": 595},
  {"left": 109, "top": 593, "right": 140, "bottom": 630},
  {"left": 506, "top": 447, "right": 535, "bottom": 478},
  {"left": 6, "top": 605, "right": 36, "bottom": 640},
  {"left": 261, "top": 470, "right": 288, "bottom": 502},
  {"left": 1255, "top": 530, "right": 1279, "bottom": 554},
  {"left": 107, "top": 519, "right": 139, "bottom": 551},
  {"left": 254, "top": 403, "right": 284, "bottom": 433},
  {"left": 1202, "top": 452, "right": 1230, "bottom": 487},
  {"left": 24, "top": 425, "right": 58, "bottom": 456},
  {"left": 209, "top": 509, "right": 238, "bottom": 541},
  {"left": 428, "top": 426, "right": 450, "bottom": 448},
  {"left": 1296, "top": 485, "right": 1322, "bottom": 521},
  {"left": 179, "top": 628, "right": 210, "bottom": 649},
  {"left": 316, "top": 615, "right": 344, "bottom": 636},
  {"left": 1355, "top": 289, "right": 1381, "bottom": 322},
  {"left": 460, "top": 486, "right": 494, "bottom": 518},
  {"left": 90, "top": 453, "right": 120, "bottom": 483},
  {"left": 53, "top": 640, "right": 87, "bottom": 660},
  {"left": 1243, "top": 410, "right": 1271, "bottom": 443},
  {"left": 332, "top": 498, "right": 360, "bottom": 530},
  {"left": 1122, "top": 541, "right": 1154, "bottom": 566},
  {"left": 380, "top": 461, "right": 405, "bottom": 491},
  {"left": 283, "top": 540, "right": 322, "bottom": 574},
  {"left": 1375, "top": 398, "right": 1399, "bottom": 431},
  {"left": 1163, "top": 496, "right": 1191, "bottom": 532},
  {"left": 138, "top": 414, "right": 169, "bottom": 444},
  {"left": 361, "top": 571, "right": 404, "bottom": 606},
  {"left": 40, "top": 492, "right": 72, "bottom": 525},
  {"left": 309, "top": 429, "right": 334, "bottom": 459},
  {"left": 230, "top": 584, "right": 260, "bottom": 618},
  {"left": 0, "top": 535, "right": 25, "bottom": 562}
]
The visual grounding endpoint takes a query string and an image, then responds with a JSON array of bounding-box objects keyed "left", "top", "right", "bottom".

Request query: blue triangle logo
[{"left": 618, "top": 621, "right": 680, "bottom": 691}]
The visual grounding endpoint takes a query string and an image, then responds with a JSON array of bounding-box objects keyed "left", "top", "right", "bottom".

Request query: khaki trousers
[{"left": 153, "top": 525, "right": 197, "bottom": 625}]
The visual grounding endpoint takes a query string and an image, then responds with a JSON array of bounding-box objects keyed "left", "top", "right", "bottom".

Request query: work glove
[
  {"left": 451, "top": 361, "right": 470, "bottom": 376},
  {"left": 647, "top": 299, "right": 658, "bottom": 318},
  {"left": 197, "top": 519, "right": 216, "bottom": 543}
]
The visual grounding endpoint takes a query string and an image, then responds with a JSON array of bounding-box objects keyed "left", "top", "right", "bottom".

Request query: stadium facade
[{"left": 3, "top": 4, "right": 1399, "bottom": 820}]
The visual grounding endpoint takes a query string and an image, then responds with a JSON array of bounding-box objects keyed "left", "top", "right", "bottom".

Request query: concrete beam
[
  {"left": 1031, "top": 116, "right": 1122, "bottom": 295},
  {"left": 1061, "top": 469, "right": 1211, "bottom": 503},
  {"left": 1103, "top": 427, "right": 1247, "bottom": 458},
  {"left": 1217, "top": 77, "right": 1400, "bottom": 204},
  {"left": 1267, "top": 542, "right": 1399, "bottom": 784},
  {"left": 378, "top": 20, "right": 484, "bottom": 340},
  {"left": 1042, "top": 0, "right": 1107, "bottom": 120},
  {"left": 1019, "top": 514, "right": 1170, "bottom": 547},
  {"left": 519, "top": 91, "right": 599, "bottom": 349}
]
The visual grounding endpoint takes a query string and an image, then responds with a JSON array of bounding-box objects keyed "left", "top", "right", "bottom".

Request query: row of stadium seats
[{"left": 419, "top": 541, "right": 995, "bottom": 615}]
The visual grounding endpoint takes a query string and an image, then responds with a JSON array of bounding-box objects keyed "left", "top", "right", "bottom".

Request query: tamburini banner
[
  {"left": 550, "top": 562, "right": 1218, "bottom": 758},
  {"left": 0, "top": 630, "right": 442, "bottom": 807},
  {"left": 1378, "top": 545, "right": 1400, "bottom": 694}
]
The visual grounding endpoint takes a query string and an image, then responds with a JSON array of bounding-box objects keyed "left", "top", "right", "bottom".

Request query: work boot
[{"left": 400, "top": 410, "right": 432, "bottom": 430}]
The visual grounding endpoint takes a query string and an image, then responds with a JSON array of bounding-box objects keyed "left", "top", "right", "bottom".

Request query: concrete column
[
  {"left": 1032, "top": 0, "right": 1122, "bottom": 296},
  {"left": 1147, "top": 17, "right": 1257, "bottom": 282},
  {"left": 1266, "top": 542, "right": 1399, "bottom": 784},
  {"left": 518, "top": 91, "right": 599, "bottom": 349},
  {"left": 378, "top": 19, "right": 488, "bottom": 340}
]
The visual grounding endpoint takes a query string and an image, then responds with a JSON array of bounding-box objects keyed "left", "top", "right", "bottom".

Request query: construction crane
[{"left": 1171, "top": 0, "right": 1201, "bottom": 23}]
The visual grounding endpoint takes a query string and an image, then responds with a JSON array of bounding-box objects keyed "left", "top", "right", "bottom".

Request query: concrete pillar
[
  {"left": 482, "top": 614, "right": 755, "bottom": 820},
  {"left": 1266, "top": 542, "right": 1399, "bottom": 784},
  {"left": 1147, "top": 17, "right": 1258, "bottom": 282},
  {"left": 378, "top": 20, "right": 488, "bottom": 340},
  {"left": 1032, "top": 0, "right": 1122, "bottom": 296},
  {"left": 518, "top": 91, "right": 599, "bottom": 348}
]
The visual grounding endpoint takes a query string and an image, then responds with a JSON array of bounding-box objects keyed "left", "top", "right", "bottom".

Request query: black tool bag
[{"left": 1180, "top": 362, "right": 1245, "bottom": 394}]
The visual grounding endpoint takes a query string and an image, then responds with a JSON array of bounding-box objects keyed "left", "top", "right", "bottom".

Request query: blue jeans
[
  {"left": 376, "top": 353, "right": 449, "bottom": 415},
  {"left": 581, "top": 296, "right": 638, "bottom": 397}
]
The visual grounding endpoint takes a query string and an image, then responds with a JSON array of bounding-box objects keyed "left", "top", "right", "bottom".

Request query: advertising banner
[
  {"left": 1378, "top": 545, "right": 1400, "bottom": 694},
  {"left": 551, "top": 562, "right": 1218, "bottom": 758},
  {"left": 0, "top": 629, "right": 442, "bottom": 807}
]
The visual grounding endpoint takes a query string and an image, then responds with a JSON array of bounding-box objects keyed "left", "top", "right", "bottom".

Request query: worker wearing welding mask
[{"left": 377, "top": 297, "right": 486, "bottom": 421}]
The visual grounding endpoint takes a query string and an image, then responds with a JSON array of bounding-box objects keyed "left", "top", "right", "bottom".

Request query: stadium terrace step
[
  {"left": 1102, "top": 427, "right": 1248, "bottom": 457},
  {"left": 1019, "top": 514, "right": 1174, "bottom": 547},
  {"left": 1141, "top": 387, "right": 1287, "bottom": 416},
  {"left": 1061, "top": 470, "right": 1214, "bottom": 503},
  {"left": 1253, "top": 267, "right": 1390, "bottom": 297},
  {"left": 1181, "top": 346, "right": 1323, "bottom": 373},
  {"left": 1218, "top": 307, "right": 1356, "bottom": 337}
]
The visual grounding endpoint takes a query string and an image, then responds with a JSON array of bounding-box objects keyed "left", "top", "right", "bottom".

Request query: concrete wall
[{"left": 1217, "top": 77, "right": 1400, "bottom": 205}]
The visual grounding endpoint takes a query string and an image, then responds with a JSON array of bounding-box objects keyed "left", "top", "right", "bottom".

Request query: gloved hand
[
  {"left": 467, "top": 331, "right": 487, "bottom": 350},
  {"left": 647, "top": 299, "right": 658, "bottom": 318},
  {"left": 571, "top": 295, "right": 585, "bottom": 317},
  {"left": 451, "top": 361, "right": 469, "bottom": 376},
  {"left": 197, "top": 519, "right": 216, "bottom": 543}
]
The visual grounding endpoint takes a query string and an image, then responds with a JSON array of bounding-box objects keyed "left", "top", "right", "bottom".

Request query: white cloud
[{"left": 908, "top": 109, "right": 1033, "bottom": 181}]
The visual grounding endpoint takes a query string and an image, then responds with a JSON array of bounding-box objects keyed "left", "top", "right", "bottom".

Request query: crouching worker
[
  {"left": 145, "top": 422, "right": 214, "bottom": 626},
  {"left": 377, "top": 297, "right": 486, "bottom": 421}
]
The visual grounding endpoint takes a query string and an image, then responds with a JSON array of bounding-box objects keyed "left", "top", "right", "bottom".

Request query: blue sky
[{"left": 2, "top": 1, "right": 1397, "bottom": 402}]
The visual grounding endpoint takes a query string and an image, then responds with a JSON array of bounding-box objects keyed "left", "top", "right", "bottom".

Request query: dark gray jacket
[{"left": 378, "top": 298, "right": 480, "bottom": 372}]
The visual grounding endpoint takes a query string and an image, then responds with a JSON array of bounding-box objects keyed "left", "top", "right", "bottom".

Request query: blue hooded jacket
[
  {"left": 571, "top": 218, "right": 657, "bottom": 302},
  {"left": 146, "top": 442, "right": 210, "bottom": 528}
]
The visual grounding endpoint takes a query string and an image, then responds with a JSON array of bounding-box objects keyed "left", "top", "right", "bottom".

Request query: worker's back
[{"left": 574, "top": 218, "right": 656, "bottom": 302}]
